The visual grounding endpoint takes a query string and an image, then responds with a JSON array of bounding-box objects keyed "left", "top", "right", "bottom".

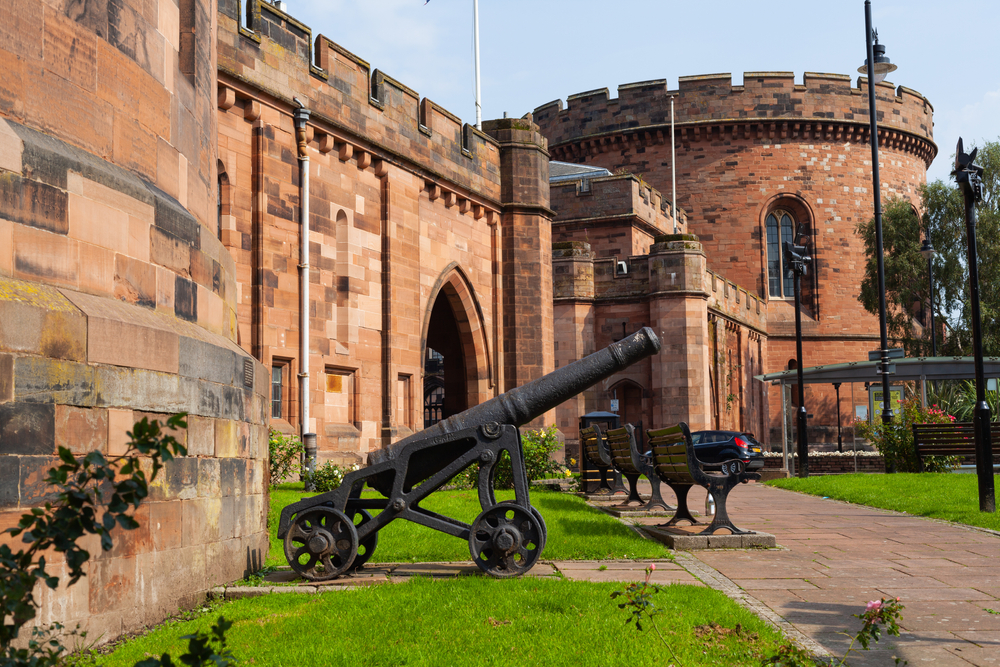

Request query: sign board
[
  {"left": 868, "top": 384, "right": 904, "bottom": 422},
  {"left": 868, "top": 348, "right": 905, "bottom": 361},
  {"left": 609, "top": 399, "right": 619, "bottom": 413}
]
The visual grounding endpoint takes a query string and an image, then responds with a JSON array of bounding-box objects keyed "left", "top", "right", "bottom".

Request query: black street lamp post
[
  {"left": 953, "top": 139, "right": 995, "bottom": 513},
  {"left": 920, "top": 238, "right": 937, "bottom": 357},
  {"left": 859, "top": 0, "right": 897, "bottom": 439},
  {"left": 784, "top": 228, "right": 812, "bottom": 477}
]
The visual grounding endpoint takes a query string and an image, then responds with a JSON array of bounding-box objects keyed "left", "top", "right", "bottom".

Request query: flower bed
[{"left": 763, "top": 450, "right": 886, "bottom": 474}]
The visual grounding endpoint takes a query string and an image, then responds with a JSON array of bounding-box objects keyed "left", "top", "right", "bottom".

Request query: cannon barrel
[{"left": 366, "top": 327, "right": 661, "bottom": 489}]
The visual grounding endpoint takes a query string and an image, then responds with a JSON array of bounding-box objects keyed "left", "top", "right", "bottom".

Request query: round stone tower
[
  {"left": 534, "top": 72, "right": 936, "bottom": 443},
  {"left": 0, "top": 0, "right": 267, "bottom": 643}
]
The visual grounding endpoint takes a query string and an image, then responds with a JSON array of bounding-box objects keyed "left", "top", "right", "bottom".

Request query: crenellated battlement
[
  {"left": 217, "top": 0, "right": 502, "bottom": 200},
  {"left": 534, "top": 71, "right": 936, "bottom": 165},
  {"left": 549, "top": 172, "right": 684, "bottom": 232}
]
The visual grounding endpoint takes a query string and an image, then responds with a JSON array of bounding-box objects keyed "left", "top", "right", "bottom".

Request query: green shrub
[
  {"left": 452, "top": 425, "right": 567, "bottom": 490},
  {"left": 305, "top": 461, "right": 358, "bottom": 492},
  {"left": 268, "top": 429, "right": 304, "bottom": 488},
  {"left": 855, "top": 399, "right": 962, "bottom": 472},
  {"left": 928, "top": 380, "right": 1000, "bottom": 423}
]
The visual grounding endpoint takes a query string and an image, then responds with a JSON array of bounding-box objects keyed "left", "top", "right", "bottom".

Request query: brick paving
[{"left": 631, "top": 482, "right": 1000, "bottom": 666}]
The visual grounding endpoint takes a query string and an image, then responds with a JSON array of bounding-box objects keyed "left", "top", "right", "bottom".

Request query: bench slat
[
  {"left": 606, "top": 426, "right": 640, "bottom": 475},
  {"left": 911, "top": 422, "right": 1000, "bottom": 470},
  {"left": 580, "top": 425, "right": 612, "bottom": 467},
  {"left": 648, "top": 426, "right": 695, "bottom": 484}
]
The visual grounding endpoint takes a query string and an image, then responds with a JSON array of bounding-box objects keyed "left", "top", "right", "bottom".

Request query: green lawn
[
  {"left": 91, "top": 578, "right": 793, "bottom": 667},
  {"left": 267, "top": 484, "right": 668, "bottom": 568},
  {"left": 768, "top": 473, "right": 1000, "bottom": 531}
]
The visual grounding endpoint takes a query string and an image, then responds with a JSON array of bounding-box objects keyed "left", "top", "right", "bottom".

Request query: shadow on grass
[{"left": 532, "top": 493, "right": 607, "bottom": 513}]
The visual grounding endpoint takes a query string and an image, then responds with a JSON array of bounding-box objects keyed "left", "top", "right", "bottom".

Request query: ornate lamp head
[{"left": 953, "top": 138, "right": 985, "bottom": 202}]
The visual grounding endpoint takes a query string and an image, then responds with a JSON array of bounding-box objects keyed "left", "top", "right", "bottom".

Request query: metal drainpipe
[{"left": 293, "top": 98, "right": 316, "bottom": 489}]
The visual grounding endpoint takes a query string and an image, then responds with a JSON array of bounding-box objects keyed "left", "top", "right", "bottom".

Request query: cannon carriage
[{"left": 277, "top": 328, "right": 662, "bottom": 581}]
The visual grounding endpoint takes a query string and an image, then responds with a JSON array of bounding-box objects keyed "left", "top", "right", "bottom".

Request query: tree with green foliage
[{"left": 857, "top": 138, "right": 1000, "bottom": 357}]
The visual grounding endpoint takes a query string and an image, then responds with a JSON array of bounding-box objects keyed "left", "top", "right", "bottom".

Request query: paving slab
[{"left": 680, "top": 482, "right": 1000, "bottom": 666}]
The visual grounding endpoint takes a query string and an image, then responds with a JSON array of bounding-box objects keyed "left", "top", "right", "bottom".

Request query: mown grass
[
  {"left": 92, "top": 578, "right": 792, "bottom": 667},
  {"left": 267, "top": 484, "right": 668, "bottom": 567},
  {"left": 768, "top": 473, "right": 1000, "bottom": 531}
]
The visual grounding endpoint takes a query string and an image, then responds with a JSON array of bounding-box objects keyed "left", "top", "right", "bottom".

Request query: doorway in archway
[
  {"left": 614, "top": 381, "right": 646, "bottom": 449},
  {"left": 424, "top": 294, "right": 469, "bottom": 428}
]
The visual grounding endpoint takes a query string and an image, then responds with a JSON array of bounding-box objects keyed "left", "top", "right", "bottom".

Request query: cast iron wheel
[
  {"left": 498, "top": 500, "right": 547, "bottom": 546},
  {"left": 284, "top": 506, "right": 358, "bottom": 581},
  {"left": 469, "top": 503, "right": 546, "bottom": 578},
  {"left": 346, "top": 508, "right": 378, "bottom": 570}
]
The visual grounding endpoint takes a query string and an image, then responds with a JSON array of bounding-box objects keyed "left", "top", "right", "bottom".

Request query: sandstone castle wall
[
  {"left": 214, "top": 1, "right": 553, "bottom": 462},
  {"left": 1, "top": 0, "right": 268, "bottom": 644}
]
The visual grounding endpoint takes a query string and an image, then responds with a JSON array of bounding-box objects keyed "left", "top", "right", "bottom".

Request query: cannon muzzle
[{"left": 366, "top": 327, "right": 661, "bottom": 490}]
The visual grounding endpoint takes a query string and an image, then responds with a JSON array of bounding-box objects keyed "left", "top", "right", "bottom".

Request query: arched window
[{"left": 766, "top": 210, "right": 796, "bottom": 298}]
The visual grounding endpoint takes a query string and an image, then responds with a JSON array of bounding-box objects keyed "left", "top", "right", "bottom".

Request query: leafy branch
[{"left": 1, "top": 413, "right": 236, "bottom": 667}]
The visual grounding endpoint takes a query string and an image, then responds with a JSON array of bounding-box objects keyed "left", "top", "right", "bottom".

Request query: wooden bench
[
  {"left": 646, "top": 422, "right": 760, "bottom": 535},
  {"left": 604, "top": 424, "right": 672, "bottom": 511},
  {"left": 579, "top": 424, "right": 625, "bottom": 495},
  {"left": 912, "top": 422, "right": 1000, "bottom": 471}
]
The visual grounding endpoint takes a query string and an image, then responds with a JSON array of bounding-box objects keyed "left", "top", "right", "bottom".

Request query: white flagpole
[{"left": 474, "top": 0, "right": 482, "bottom": 129}]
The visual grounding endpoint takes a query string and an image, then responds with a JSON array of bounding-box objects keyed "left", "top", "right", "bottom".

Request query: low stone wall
[
  {"left": 764, "top": 452, "right": 886, "bottom": 474},
  {"left": 0, "top": 280, "right": 269, "bottom": 645}
]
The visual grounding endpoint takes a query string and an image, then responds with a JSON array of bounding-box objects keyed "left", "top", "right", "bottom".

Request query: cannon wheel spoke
[
  {"left": 283, "top": 507, "right": 358, "bottom": 581},
  {"left": 469, "top": 504, "right": 545, "bottom": 578},
  {"left": 345, "top": 508, "right": 378, "bottom": 571},
  {"left": 498, "top": 500, "right": 547, "bottom": 546}
]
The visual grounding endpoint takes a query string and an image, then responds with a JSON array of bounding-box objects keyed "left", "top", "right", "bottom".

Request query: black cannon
[{"left": 277, "top": 327, "right": 662, "bottom": 581}]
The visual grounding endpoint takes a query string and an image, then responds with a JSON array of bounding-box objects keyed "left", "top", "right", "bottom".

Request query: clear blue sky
[{"left": 294, "top": 0, "right": 999, "bottom": 185}]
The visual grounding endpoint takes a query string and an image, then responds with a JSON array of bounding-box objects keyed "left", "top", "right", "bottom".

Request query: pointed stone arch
[
  {"left": 608, "top": 378, "right": 648, "bottom": 436},
  {"left": 420, "top": 264, "right": 493, "bottom": 426}
]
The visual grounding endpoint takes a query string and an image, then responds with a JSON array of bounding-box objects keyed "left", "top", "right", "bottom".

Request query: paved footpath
[{"left": 615, "top": 482, "right": 1000, "bottom": 667}]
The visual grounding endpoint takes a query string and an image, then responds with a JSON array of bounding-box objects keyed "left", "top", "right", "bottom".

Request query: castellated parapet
[
  {"left": 217, "top": 0, "right": 502, "bottom": 202},
  {"left": 534, "top": 72, "right": 935, "bottom": 166}
]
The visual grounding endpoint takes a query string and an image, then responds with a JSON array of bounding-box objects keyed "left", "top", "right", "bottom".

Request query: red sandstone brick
[
  {"left": 42, "top": 6, "right": 97, "bottom": 92},
  {"left": 12, "top": 225, "right": 79, "bottom": 289},
  {"left": 0, "top": 46, "right": 26, "bottom": 119},
  {"left": 107, "top": 409, "right": 135, "bottom": 457},
  {"left": 78, "top": 242, "right": 115, "bottom": 295},
  {"left": 54, "top": 405, "right": 108, "bottom": 456}
]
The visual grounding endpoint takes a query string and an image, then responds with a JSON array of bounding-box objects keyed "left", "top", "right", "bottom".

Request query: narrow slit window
[{"left": 271, "top": 363, "right": 285, "bottom": 419}]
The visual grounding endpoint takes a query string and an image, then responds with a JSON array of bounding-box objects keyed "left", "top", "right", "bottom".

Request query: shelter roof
[{"left": 755, "top": 357, "right": 1000, "bottom": 385}]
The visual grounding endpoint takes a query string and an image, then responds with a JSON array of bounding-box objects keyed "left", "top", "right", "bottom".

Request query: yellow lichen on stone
[{"left": 0, "top": 276, "right": 79, "bottom": 312}]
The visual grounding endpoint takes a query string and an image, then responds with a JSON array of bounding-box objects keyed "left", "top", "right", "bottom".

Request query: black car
[{"left": 690, "top": 430, "right": 765, "bottom": 471}]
